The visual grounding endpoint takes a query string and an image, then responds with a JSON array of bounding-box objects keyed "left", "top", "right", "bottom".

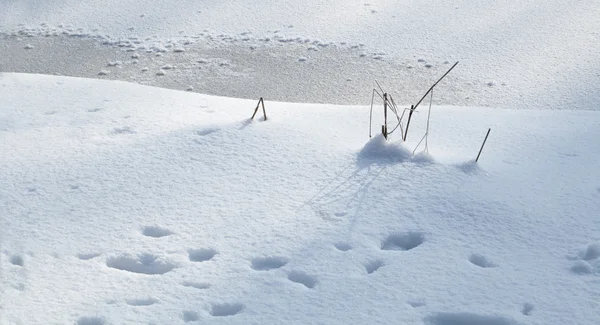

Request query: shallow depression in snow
[
  {"left": 381, "top": 232, "right": 425, "bottom": 251},
  {"left": 106, "top": 253, "right": 176, "bottom": 275}
]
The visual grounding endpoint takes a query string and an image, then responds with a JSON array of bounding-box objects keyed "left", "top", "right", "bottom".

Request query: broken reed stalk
[
  {"left": 404, "top": 61, "right": 459, "bottom": 141},
  {"left": 369, "top": 89, "right": 377, "bottom": 138},
  {"left": 403, "top": 105, "right": 414, "bottom": 141},
  {"left": 383, "top": 93, "right": 388, "bottom": 139},
  {"left": 476, "top": 128, "right": 491, "bottom": 162},
  {"left": 251, "top": 97, "right": 267, "bottom": 120}
]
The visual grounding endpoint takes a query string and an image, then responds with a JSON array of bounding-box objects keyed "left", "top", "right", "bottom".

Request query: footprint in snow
[
  {"left": 182, "top": 281, "right": 211, "bottom": 289},
  {"left": 522, "top": 303, "right": 534, "bottom": 316},
  {"left": 468, "top": 254, "right": 497, "bottom": 268},
  {"left": 364, "top": 259, "right": 385, "bottom": 274},
  {"left": 196, "top": 128, "right": 219, "bottom": 136},
  {"left": 106, "top": 253, "right": 176, "bottom": 275},
  {"left": 333, "top": 242, "right": 352, "bottom": 251},
  {"left": 569, "top": 242, "right": 600, "bottom": 275},
  {"left": 77, "top": 252, "right": 101, "bottom": 260},
  {"left": 287, "top": 270, "right": 318, "bottom": 288},
  {"left": 188, "top": 248, "right": 217, "bottom": 262},
  {"left": 10, "top": 254, "right": 24, "bottom": 266},
  {"left": 251, "top": 256, "right": 288, "bottom": 271},
  {"left": 408, "top": 300, "right": 426, "bottom": 308},
  {"left": 424, "top": 312, "right": 519, "bottom": 325},
  {"left": 182, "top": 310, "right": 199, "bottom": 322},
  {"left": 126, "top": 297, "right": 158, "bottom": 306},
  {"left": 141, "top": 225, "right": 172, "bottom": 238},
  {"left": 209, "top": 302, "right": 244, "bottom": 317},
  {"left": 381, "top": 232, "right": 425, "bottom": 251},
  {"left": 76, "top": 316, "right": 106, "bottom": 325},
  {"left": 111, "top": 126, "right": 135, "bottom": 134}
]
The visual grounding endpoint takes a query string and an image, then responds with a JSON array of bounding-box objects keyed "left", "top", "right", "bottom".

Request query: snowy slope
[
  {"left": 1, "top": 73, "right": 599, "bottom": 324},
  {"left": 2, "top": 1, "right": 600, "bottom": 109}
]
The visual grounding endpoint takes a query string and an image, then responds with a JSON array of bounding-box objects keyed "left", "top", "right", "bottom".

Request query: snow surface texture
[
  {"left": 1, "top": 0, "right": 600, "bottom": 109},
  {"left": 1, "top": 74, "right": 599, "bottom": 324}
]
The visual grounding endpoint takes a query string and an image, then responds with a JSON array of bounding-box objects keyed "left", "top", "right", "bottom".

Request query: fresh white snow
[
  {"left": 1, "top": 73, "right": 599, "bottom": 324},
  {"left": 1, "top": 1, "right": 600, "bottom": 324}
]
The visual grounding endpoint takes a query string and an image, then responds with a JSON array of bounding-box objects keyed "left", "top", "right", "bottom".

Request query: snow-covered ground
[
  {"left": 1, "top": 1, "right": 600, "bottom": 324},
  {"left": 1, "top": 73, "right": 599, "bottom": 324}
]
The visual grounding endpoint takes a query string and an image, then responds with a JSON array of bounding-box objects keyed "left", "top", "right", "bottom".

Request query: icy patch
[
  {"left": 357, "top": 135, "right": 411, "bottom": 166},
  {"left": 287, "top": 271, "right": 317, "bottom": 288},
  {"left": 141, "top": 225, "right": 173, "bottom": 238},
  {"left": 106, "top": 253, "right": 176, "bottom": 275},
  {"left": 381, "top": 232, "right": 425, "bottom": 251},
  {"left": 188, "top": 248, "right": 217, "bottom": 262},
  {"left": 424, "top": 312, "right": 520, "bottom": 325},
  {"left": 468, "top": 254, "right": 497, "bottom": 268},
  {"left": 210, "top": 303, "right": 244, "bottom": 317},
  {"left": 251, "top": 256, "right": 288, "bottom": 270}
]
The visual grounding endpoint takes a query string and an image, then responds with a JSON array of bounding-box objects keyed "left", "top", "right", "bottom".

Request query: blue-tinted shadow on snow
[{"left": 356, "top": 135, "right": 434, "bottom": 168}]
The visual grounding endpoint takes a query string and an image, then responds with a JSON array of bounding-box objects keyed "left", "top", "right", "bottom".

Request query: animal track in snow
[
  {"left": 287, "top": 270, "right": 317, "bottom": 288},
  {"left": 251, "top": 256, "right": 288, "bottom": 271},
  {"left": 126, "top": 297, "right": 158, "bottom": 306},
  {"left": 408, "top": 300, "right": 426, "bottom": 308},
  {"left": 188, "top": 248, "right": 217, "bottom": 262},
  {"left": 334, "top": 242, "right": 352, "bottom": 251},
  {"left": 112, "top": 126, "right": 135, "bottom": 134},
  {"left": 468, "top": 254, "right": 497, "bottom": 268},
  {"left": 182, "top": 281, "right": 211, "bottom": 289},
  {"left": 210, "top": 302, "right": 244, "bottom": 317},
  {"left": 580, "top": 243, "right": 600, "bottom": 261},
  {"left": 570, "top": 261, "right": 593, "bottom": 274},
  {"left": 141, "top": 225, "right": 173, "bottom": 238},
  {"left": 77, "top": 252, "right": 101, "bottom": 260},
  {"left": 106, "top": 253, "right": 176, "bottom": 275},
  {"left": 569, "top": 242, "right": 599, "bottom": 274},
  {"left": 10, "top": 254, "right": 24, "bottom": 266},
  {"left": 381, "top": 232, "right": 425, "bottom": 251},
  {"left": 196, "top": 128, "right": 219, "bottom": 136},
  {"left": 424, "top": 312, "right": 519, "bottom": 325},
  {"left": 522, "top": 303, "right": 534, "bottom": 316},
  {"left": 76, "top": 316, "right": 106, "bottom": 325},
  {"left": 364, "top": 260, "right": 385, "bottom": 274},
  {"left": 182, "top": 311, "right": 199, "bottom": 322}
]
